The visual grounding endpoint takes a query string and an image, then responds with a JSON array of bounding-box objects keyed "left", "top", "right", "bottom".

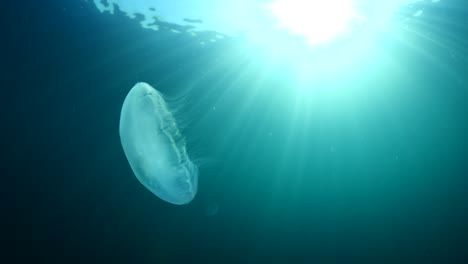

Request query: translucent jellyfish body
[{"left": 119, "top": 82, "right": 198, "bottom": 205}]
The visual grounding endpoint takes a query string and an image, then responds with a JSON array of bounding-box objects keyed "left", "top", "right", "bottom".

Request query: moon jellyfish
[{"left": 119, "top": 82, "right": 198, "bottom": 205}]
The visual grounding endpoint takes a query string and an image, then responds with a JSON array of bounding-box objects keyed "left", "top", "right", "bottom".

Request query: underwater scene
[{"left": 4, "top": 0, "right": 468, "bottom": 263}]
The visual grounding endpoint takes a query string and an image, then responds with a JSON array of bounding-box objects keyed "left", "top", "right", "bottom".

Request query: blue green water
[{"left": 3, "top": 0, "right": 468, "bottom": 263}]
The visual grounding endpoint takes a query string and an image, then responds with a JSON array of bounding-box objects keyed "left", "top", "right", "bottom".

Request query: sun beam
[{"left": 266, "top": 0, "right": 365, "bottom": 45}]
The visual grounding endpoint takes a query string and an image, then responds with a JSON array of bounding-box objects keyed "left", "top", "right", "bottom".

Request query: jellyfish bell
[{"left": 119, "top": 82, "right": 199, "bottom": 205}]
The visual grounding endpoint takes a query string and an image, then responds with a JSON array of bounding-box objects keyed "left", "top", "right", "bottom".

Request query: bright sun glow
[{"left": 267, "top": 0, "right": 365, "bottom": 45}]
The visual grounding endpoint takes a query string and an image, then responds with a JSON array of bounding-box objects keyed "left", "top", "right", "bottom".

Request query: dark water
[{"left": 3, "top": 0, "right": 468, "bottom": 263}]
